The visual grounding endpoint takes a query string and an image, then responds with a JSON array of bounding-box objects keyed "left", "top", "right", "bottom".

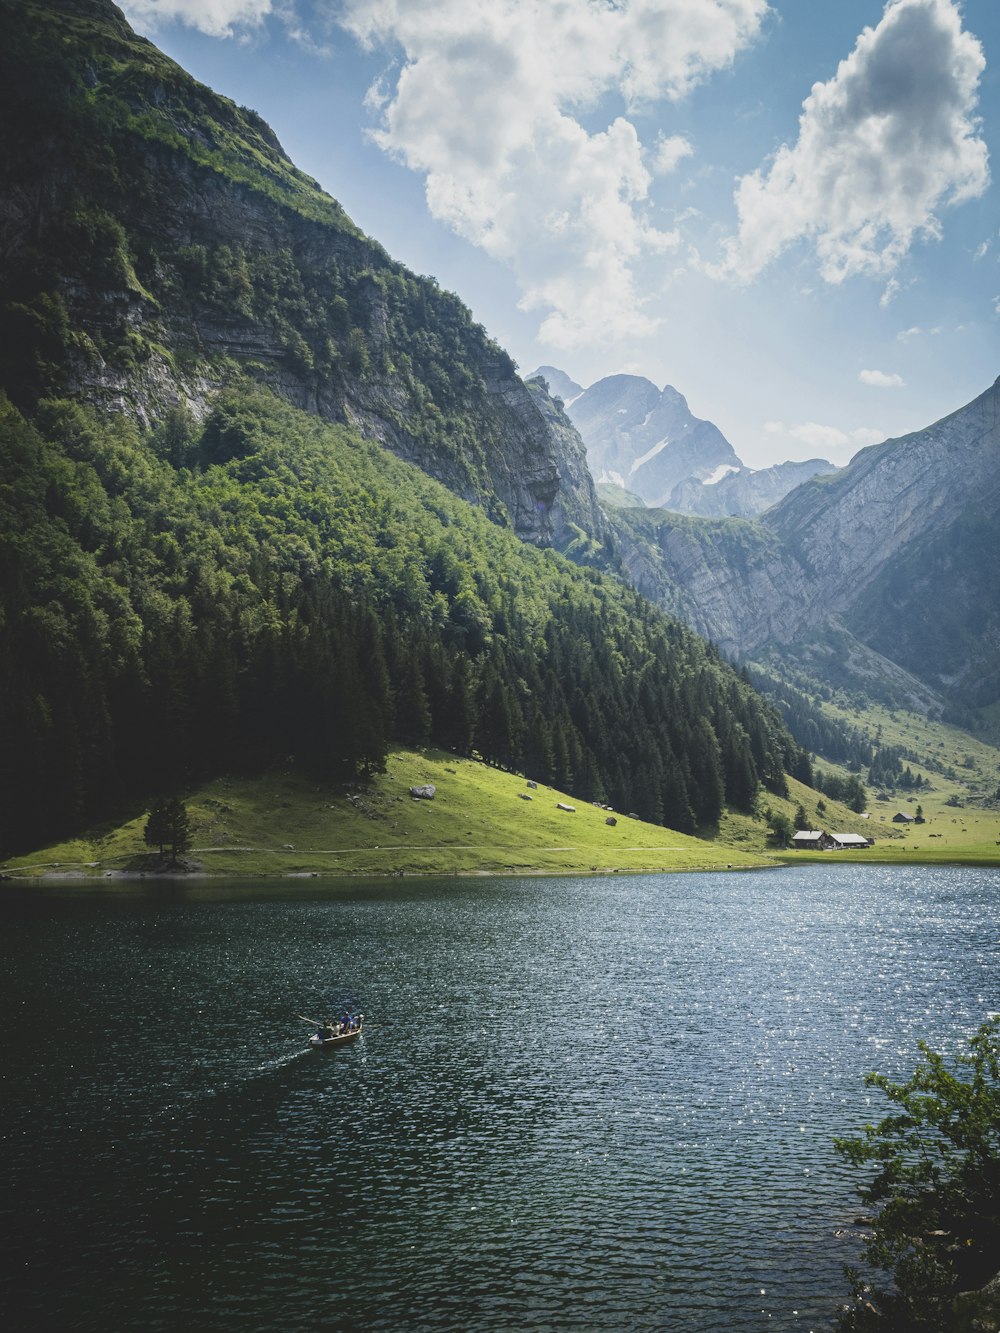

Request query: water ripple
[{"left": 1, "top": 864, "right": 997, "bottom": 1330}]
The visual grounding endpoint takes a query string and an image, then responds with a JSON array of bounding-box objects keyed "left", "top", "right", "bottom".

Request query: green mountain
[
  {"left": 0, "top": 0, "right": 807, "bottom": 857},
  {"left": 0, "top": 0, "right": 603, "bottom": 549}
]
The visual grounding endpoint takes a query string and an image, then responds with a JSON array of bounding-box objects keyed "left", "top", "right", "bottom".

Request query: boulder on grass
[
  {"left": 556, "top": 802, "right": 575, "bottom": 813},
  {"left": 409, "top": 784, "right": 436, "bottom": 800}
]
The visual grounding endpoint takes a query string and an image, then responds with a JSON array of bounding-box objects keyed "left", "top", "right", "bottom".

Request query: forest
[
  {"left": 0, "top": 0, "right": 813, "bottom": 860},
  {"left": 0, "top": 384, "right": 807, "bottom": 857}
]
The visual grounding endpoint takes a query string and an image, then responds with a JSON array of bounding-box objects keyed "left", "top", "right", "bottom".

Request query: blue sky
[{"left": 121, "top": 1, "right": 999, "bottom": 468}]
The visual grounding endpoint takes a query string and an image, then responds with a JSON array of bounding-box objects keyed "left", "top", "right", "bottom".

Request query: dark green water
[{"left": 1, "top": 864, "right": 997, "bottom": 1331}]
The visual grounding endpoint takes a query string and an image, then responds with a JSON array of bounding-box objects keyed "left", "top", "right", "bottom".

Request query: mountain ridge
[
  {"left": 531, "top": 366, "right": 836, "bottom": 517},
  {"left": 612, "top": 375, "right": 1000, "bottom": 720},
  {"left": 0, "top": 0, "right": 605, "bottom": 551}
]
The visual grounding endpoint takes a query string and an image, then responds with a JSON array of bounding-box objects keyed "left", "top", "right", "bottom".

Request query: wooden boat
[{"left": 308, "top": 1017, "right": 364, "bottom": 1050}]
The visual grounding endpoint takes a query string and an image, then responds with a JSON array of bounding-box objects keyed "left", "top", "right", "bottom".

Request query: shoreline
[
  {"left": 1, "top": 863, "right": 775, "bottom": 884},
  {"left": 5, "top": 850, "right": 1000, "bottom": 888}
]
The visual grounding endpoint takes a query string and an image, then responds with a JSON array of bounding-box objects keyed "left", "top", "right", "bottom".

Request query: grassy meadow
[
  {"left": 777, "top": 698, "right": 1000, "bottom": 866},
  {"left": 1, "top": 749, "right": 772, "bottom": 880},
  {"left": 6, "top": 703, "right": 1000, "bottom": 884}
]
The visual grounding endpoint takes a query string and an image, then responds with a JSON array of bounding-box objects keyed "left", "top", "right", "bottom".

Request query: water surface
[{"left": 1, "top": 864, "right": 997, "bottom": 1330}]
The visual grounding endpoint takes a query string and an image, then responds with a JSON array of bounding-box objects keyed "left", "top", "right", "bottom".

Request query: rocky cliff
[
  {"left": 535, "top": 366, "right": 836, "bottom": 518},
  {"left": 0, "top": 0, "right": 598, "bottom": 549},
  {"left": 530, "top": 365, "right": 584, "bottom": 406},
  {"left": 7, "top": 0, "right": 997, "bottom": 725},
  {"left": 563, "top": 373, "right": 741, "bottom": 507},
  {"left": 668, "top": 457, "right": 839, "bottom": 518},
  {"left": 610, "top": 376, "right": 1000, "bottom": 715}
]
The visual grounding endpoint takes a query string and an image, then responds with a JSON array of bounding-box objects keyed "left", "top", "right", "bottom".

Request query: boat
[{"left": 308, "top": 1016, "right": 364, "bottom": 1050}]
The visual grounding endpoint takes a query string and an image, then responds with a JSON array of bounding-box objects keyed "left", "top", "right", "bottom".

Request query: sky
[{"left": 119, "top": 0, "right": 1000, "bottom": 468}]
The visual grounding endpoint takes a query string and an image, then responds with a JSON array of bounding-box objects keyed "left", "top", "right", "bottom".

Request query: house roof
[
  {"left": 830, "top": 833, "right": 870, "bottom": 847},
  {"left": 791, "top": 830, "right": 825, "bottom": 841}
]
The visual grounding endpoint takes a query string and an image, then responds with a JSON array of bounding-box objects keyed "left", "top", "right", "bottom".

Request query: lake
[{"left": 1, "top": 863, "right": 997, "bottom": 1331}]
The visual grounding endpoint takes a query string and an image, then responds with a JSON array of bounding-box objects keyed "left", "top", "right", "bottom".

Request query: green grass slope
[
  {"left": 798, "top": 697, "right": 1000, "bottom": 865},
  {"left": 0, "top": 750, "right": 772, "bottom": 880}
]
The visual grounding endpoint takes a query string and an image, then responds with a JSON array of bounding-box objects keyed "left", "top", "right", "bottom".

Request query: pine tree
[
  {"left": 144, "top": 796, "right": 190, "bottom": 863},
  {"left": 165, "top": 797, "right": 192, "bottom": 863},
  {"left": 144, "top": 797, "right": 171, "bottom": 859}
]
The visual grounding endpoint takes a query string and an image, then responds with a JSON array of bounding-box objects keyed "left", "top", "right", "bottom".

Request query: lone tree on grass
[
  {"left": 767, "top": 811, "right": 794, "bottom": 846},
  {"left": 144, "top": 797, "right": 192, "bottom": 865},
  {"left": 834, "top": 1017, "right": 1000, "bottom": 1331}
]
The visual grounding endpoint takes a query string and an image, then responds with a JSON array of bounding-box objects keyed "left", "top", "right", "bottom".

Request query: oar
[{"left": 298, "top": 1014, "right": 322, "bottom": 1026}]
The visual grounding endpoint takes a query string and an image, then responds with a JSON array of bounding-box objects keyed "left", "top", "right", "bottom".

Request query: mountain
[
  {"left": 530, "top": 366, "right": 584, "bottom": 405},
  {"left": 521, "top": 356, "right": 999, "bottom": 724},
  {"left": 0, "top": 0, "right": 807, "bottom": 855},
  {"left": 667, "top": 457, "right": 840, "bottom": 518},
  {"left": 534, "top": 368, "right": 834, "bottom": 516},
  {"left": 611, "top": 377, "right": 1000, "bottom": 721},
  {"left": 561, "top": 373, "right": 742, "bottom": 507},
  {"left": 0, "top": 0, "right": 604, "bottom": 553}
]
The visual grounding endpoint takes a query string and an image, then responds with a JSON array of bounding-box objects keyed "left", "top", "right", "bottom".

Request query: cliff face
[
  {"left": 524, "top": 378, "right": 607, "bottom": 549},
  {"left": 668, "top": 458, "right": 839, "bottom": 518},
  {"left": 610, "top": 377, "right": 1000, "bottom": 712},
  {"left": 7, "top": 2, "right": 998, "bottom": 720},
  {"left": 0, "top": 0, "right": 598, "bottom": 547},
  {"left": 766, "top": 378, "right": 1000, "bottom": 595}
]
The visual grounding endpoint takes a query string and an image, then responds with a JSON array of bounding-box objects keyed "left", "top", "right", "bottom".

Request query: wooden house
[
  {"left": 829, "top": 833, "right": 873, "bottom": 849},
  {"left": 791, "top": 830, "right": 833, "bottom": 849}
]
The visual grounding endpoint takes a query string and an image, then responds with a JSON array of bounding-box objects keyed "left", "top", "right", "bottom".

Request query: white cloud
[
  {"left": 879, "top": 277, "right": 901, "bottom": 308},
  {"left": 765, "top": 419, "right": 884, "bottom": 463},
  {"left": 121, "top": 0, "right": 273, "bottom": 39},
  {"left": 651, "top": 133, "right": 695, "bottom": 176},
  {"left": 716, "top": 0, "right": 988, "bottom": 286},
  {"left": 338, "top": 0, "right": 769, "bottom": 346},
  {"left": 859, "top": 368, "right": 905, "bottom": 387}
]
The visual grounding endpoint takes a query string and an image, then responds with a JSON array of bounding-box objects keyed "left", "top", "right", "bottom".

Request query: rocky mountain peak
[
  {"left": 555, "top": 371, "right": 742, "bottom": 508},
  {"left": 609, "top": 373, "right": 1000, "bottom": 716},
  {"left": 539, "top": 365, "right": 836, "bottom": 519},
  {"left": 528, "top": 365, "right": 583, "bottom": 405}
]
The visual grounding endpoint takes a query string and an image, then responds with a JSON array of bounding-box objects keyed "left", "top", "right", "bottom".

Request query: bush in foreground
[{"left": 835, "top": 1017, "right": 1000, "bottom": 1330}]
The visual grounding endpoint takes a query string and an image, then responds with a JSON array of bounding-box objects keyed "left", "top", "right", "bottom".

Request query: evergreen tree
[
  {"left": 394, "top": 653, "right": 432, "bottom": 747},
  {"left": 144, "top": 798, "right": 172, "bottom": 859},
  {"left": 165, "top": 797, "right": 192, "bottom": 863},
  {"left": 144, "top": 796, "right": 190, "bottom": 863},
  {"left": 688, "top": 717, "right": 725, "bottom": 827}
]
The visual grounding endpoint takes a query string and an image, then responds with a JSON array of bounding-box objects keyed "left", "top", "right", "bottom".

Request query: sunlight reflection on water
[{"left": 1, "top": 863, "right": 997, "bottom": 1330}]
